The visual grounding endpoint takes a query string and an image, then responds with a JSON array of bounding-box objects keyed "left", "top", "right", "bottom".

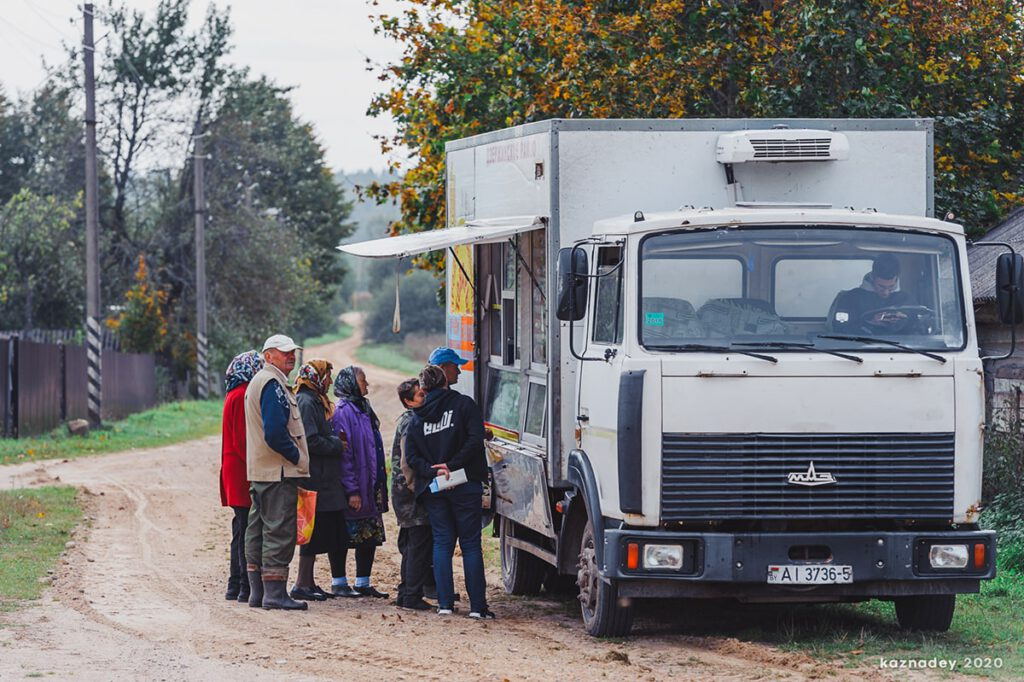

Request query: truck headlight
[
  {"left": 643, "top": 544, "right": 683, "bottom": 570},
  {"left": 928, "top": 544, "right": 968, "bottom": 569}
]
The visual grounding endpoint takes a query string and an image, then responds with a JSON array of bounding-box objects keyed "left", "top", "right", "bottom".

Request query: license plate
[{"left": 767, "top": 564, "right": 853, "bottom": 585}]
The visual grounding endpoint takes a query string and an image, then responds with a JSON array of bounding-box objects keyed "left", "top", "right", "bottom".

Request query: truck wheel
[
  {"left": 500, "top": 516, "right": 545, "bottom": 595},
  {"left": 577, "top": 520, "right": 634, "bottom": 637},
  {"left": 894, "top": 595, "right": 956, "bottom": 632}
]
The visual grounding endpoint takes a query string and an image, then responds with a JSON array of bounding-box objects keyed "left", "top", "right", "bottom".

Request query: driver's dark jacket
[{"left": 828, "top": 274, "right": 912, "bottom": 334}]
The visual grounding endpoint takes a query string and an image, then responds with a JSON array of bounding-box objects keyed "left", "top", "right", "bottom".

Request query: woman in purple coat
[{"left": 330, "top": 366, "right": 389, "bottom": 598}]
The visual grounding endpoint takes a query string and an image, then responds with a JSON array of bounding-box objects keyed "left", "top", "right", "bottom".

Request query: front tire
[
  {"left": 894, "top": 594, "right": 956, "bottom": 632},
  {"left": 500, "top": 516, "right": 546, "bottom": 595},
  {"left": 577, "top": 519, "right": 634, "bottom": 637}
]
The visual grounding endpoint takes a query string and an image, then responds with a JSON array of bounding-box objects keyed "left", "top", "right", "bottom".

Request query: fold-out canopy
[{"left": 337, "top": 216, "right": 547, "bottom": 259}]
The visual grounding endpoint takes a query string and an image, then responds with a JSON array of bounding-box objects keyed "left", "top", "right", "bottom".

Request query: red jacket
[{"left": 220, "top": 384, "right": 250, "bottom": 507}]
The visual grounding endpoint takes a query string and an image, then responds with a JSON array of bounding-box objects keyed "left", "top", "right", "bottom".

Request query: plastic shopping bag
[{"left": 296, "top": 487, "right": 317, "bottom": 546}]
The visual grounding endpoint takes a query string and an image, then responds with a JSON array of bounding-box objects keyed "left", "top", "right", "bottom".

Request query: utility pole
[
  {"left": 193, "top": 122, "right": 208, "bottom": 399},
  {"left": 83, "top": 3, "right": 102, "bottom": 426}
]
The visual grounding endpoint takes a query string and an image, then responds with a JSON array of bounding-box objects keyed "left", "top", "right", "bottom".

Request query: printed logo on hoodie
[{"left": 423, "top": 409, "right": 454, "bottom": 436}]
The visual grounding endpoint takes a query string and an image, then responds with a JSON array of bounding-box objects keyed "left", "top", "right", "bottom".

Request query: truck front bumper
[{"left": 602, "top": 528, "right": 997, "bottom": 601}]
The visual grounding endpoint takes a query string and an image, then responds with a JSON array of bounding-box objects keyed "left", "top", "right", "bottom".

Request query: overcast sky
[{"left": 0, "top": 0, "right": 405, "bottom": 173}]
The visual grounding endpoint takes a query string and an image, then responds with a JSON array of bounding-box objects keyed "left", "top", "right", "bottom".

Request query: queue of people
[{"left": 218, "top": 337, "right": 494, "bottom": 619}]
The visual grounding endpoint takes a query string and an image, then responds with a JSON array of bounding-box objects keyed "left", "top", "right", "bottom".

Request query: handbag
[{"left": 296, "top": 487, "right": 317, "bottom": 545}]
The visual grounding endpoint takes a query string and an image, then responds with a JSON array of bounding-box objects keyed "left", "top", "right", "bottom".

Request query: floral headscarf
[
  {"left": 333, "top": 365, "right": 380, "bottom": 431},
  {"left": 224, "top": 350, "right": 264, "bottom": 392},
  {"left": 293, "top": 358, "right": 334, "bottom": 419}
]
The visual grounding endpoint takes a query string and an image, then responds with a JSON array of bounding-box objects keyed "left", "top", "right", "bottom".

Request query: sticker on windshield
[
  {"left": 645, "top": 312, "right": 665, "bottom": 326},
  {"left": 835, "top": 312, "right": 849, "bottom": 323}
]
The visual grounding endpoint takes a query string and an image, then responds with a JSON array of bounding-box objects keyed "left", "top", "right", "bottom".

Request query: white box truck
[{"left": 341, "top": 119, "right": 1003, "bottom": 637}]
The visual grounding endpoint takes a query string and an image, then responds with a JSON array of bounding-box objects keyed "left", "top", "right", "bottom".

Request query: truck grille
[{"left": 661, "top": 433, "right": 955, "bottom": 520}]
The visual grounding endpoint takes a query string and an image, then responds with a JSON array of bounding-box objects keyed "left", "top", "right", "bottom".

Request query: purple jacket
[{"left": 331, "top": 399, "right": 382, "bottom": 520}]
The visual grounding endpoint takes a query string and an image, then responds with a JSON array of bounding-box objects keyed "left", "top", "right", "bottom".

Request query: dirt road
[{"left": 0, "top": 323, "right": 907, "bottom": 681}]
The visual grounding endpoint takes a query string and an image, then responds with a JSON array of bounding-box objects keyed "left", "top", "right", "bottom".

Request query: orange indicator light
[{"left": 627, "top": 543, "right": 640, "bottom": 570}]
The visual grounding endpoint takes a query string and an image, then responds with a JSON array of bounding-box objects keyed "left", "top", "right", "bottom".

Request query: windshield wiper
[
  {"left": 650, "top": 343, "right": 777, "bottom": 363},
  {"left": 816, "top": 334, "right": 946, "bottom": 363},
  {"left": 732, "top": 341, "right": 862, "bottom": 363}
]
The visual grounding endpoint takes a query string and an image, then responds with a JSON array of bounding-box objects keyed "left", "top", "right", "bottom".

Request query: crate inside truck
[{"left": 341, "top": 119, "right": 1003, "bottom": 637}]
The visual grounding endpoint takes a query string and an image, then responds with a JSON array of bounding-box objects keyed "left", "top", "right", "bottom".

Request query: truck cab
[{"left": 557, "top": 206, "right": 994, "bottom": 635}]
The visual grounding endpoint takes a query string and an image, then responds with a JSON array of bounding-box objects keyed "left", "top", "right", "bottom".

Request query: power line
[
  {"left": 22, "top": 0, "right": 77, "bottom": 42},
  {"left": 0, "top": 13, "right": 63, "bottom": 50}
]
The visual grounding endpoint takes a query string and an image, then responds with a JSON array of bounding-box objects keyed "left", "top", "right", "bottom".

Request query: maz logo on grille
[{"left": 786, "top": 461, "right": 837, "bottom": 487}]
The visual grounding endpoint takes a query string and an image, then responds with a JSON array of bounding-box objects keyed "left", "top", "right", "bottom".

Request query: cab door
[{"left": 577, "top": 243, "right": 626, "bottom": 517}]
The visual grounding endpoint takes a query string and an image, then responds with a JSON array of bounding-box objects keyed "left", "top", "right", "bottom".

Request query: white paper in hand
[{"left": 429, "top": 468, "right": 468, "bottom": 493}]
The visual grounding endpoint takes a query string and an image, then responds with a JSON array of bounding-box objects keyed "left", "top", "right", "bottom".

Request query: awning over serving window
[{"left": 336, "top": 216, "right": 547, "bottom": 259}]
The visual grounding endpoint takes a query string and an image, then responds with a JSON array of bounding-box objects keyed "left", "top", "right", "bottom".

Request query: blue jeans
[{"left": 422, "top": 480, "right": 486, "bottom": 612}]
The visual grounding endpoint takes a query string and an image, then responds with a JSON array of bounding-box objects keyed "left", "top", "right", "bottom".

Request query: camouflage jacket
[{"left": 390, "top": 411, "right": 430, "bottom": 528}]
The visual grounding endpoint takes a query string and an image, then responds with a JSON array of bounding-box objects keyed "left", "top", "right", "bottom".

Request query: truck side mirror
[
  {"left": 556, "top": 247, "right": 589, "bottom": 321},
  {"left": 996, "top": 252, "right": 1024, "bottom": 324}
]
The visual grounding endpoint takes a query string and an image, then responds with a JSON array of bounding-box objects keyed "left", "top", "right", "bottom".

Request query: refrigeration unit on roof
[{"left": 716, "top": 129, "right": 850, "bottom": 163}]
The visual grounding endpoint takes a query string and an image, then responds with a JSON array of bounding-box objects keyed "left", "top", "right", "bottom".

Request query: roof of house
[{"left": 968, "top": 206, "right": 1024, "bottom": 302}]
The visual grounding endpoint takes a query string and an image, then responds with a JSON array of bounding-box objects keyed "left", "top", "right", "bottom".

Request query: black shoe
[
  {"left": 398, "top": 598, "right": 432, "bottom": 611},
  {"left": 237, "top": 585, "right": 250, "bottom": 603},
  {"left": 225, "top": 582, "right": 241, "bottom": 601},
  {"left": 331, "top": 584, "right": 362, "bottom": 598},
  {"left": 311, "top": 584, "right": 336, "bottom": 600},
  {"left": 352, "top": 585, "right": 390, "bottom": 599},
  {"left": 289, "top": 585, "right": 327, "bottom": 602},
  {"left": 247, "top": 570, "right": 264, "bottom": 608},
  {"left": 469, "top": 608, "right": 496, "bottom": 620},
  {"left": 263, "top": 578, "right": 308, "bottom": 610}
]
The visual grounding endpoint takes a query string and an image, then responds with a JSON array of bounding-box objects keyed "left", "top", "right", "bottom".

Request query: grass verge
[
  {"left": 0, "top": 486, "right": 80, "bottom": 610},
  {"left": 304, "top": 322, "right": 354, "bottom": 348},
  {"left": 644, "top": 569, "right": 1024, "bottom": 678},
  {"left": 0, "top": 400, "right": 223, "bottom": 466},
  {"left": 355, "top": 343, "right": 424, "bottom": 377}
]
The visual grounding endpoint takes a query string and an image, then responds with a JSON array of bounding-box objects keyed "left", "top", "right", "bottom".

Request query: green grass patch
[
  {"left": 355, "top": 343, "right": 424, "bottom": 377},
  {"left": 304, "top": 322, "right": 354, "bottom": 348},
  {"left": 643, "top": 570, "right": 1024, "bottom": 678},
  {"left": 0, "top": 400, "right": 223, "bottom": 466},
  {"left": 0, "top": 486, "right": 80, "bottom": 609}
]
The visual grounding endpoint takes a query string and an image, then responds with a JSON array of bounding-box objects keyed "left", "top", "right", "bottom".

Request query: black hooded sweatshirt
[{"left": 405, "top": 388, "right": 486, "bottom": 496}]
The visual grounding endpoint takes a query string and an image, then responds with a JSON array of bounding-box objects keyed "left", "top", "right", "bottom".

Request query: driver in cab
[{"left": 828, "top": 254, "right": 913, "bottom": 334}]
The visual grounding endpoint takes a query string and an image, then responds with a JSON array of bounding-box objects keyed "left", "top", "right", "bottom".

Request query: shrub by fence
[{"left": 1, "top": 337, "right": 156, "bottom": 438}]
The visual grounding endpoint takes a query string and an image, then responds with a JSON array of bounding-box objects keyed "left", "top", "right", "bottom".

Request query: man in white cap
[
  {"left": 243, "top": 334, "right": 310, "bottom": 610},
  {"left": 427, "top": 346, "right": 468, "bottom": 388}
]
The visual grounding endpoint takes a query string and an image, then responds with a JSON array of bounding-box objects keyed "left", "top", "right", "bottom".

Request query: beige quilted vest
[{"left": 244, "top": 364, "right": 310, "bottom": 482}]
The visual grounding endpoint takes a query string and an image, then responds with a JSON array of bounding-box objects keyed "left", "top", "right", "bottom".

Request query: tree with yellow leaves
[{"left": 369, "top": 0, "right": 1024, "bottom": 244}]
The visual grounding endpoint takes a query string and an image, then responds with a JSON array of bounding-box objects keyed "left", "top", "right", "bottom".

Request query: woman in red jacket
[{"left": 220, "top": 349, "right": 264, "bottom": 601}]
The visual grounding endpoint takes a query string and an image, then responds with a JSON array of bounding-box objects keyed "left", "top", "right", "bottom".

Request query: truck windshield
[{"left": 639, "top": 226, "right": 965, "bottom": 352}]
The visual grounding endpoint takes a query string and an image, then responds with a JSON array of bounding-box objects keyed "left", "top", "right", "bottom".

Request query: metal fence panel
[
  {"left": 0, "top": 339, "right": 10, "bottom": 437},
  {"left": 64, "top": 344, "right": 89, "bottom": 421},
  {"left": 102, "top": 349, "right": 156, "bottom": 421},
  {"left": 16, "top": 341, "right": 64, "bottom": 437},
  {"left": 0, "top": 339, "right": 157, "bottom": 438}
]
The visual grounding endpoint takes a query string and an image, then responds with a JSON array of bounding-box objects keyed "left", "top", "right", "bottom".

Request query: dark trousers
[
  {"left": 331, "top": 544, "right": 376, "bottom": 578},
  {"left": 245, "top": 479, "right": 299, "bottom": 570},
  {"left": 397, "top": 524, "right": 432, "bottom": 604},
  {"left": 228, "top": 506, "right": 249, "bottom": 586},
  {"left": 423, "top": 481, "right": 487, "bottom": 612}
]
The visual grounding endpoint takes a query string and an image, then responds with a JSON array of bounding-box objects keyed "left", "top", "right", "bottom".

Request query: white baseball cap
[{"left": 261, "top": 334, "right": 302, "bottom": 353}]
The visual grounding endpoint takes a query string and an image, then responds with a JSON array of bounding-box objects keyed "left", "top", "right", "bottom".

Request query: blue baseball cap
[{"left": 428, "top": 347, "right": 468, "bottom": 366}]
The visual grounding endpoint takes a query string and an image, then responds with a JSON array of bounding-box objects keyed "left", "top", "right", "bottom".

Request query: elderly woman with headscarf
[
  {"left": 329, "top": 365, "right": 389, "bottom": 598},
  {"left": 288, "top": 358, "right": 348, "bottom": 601},
  {"left": 219, "top": 349, "right": 264, "bottom": 603}
]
